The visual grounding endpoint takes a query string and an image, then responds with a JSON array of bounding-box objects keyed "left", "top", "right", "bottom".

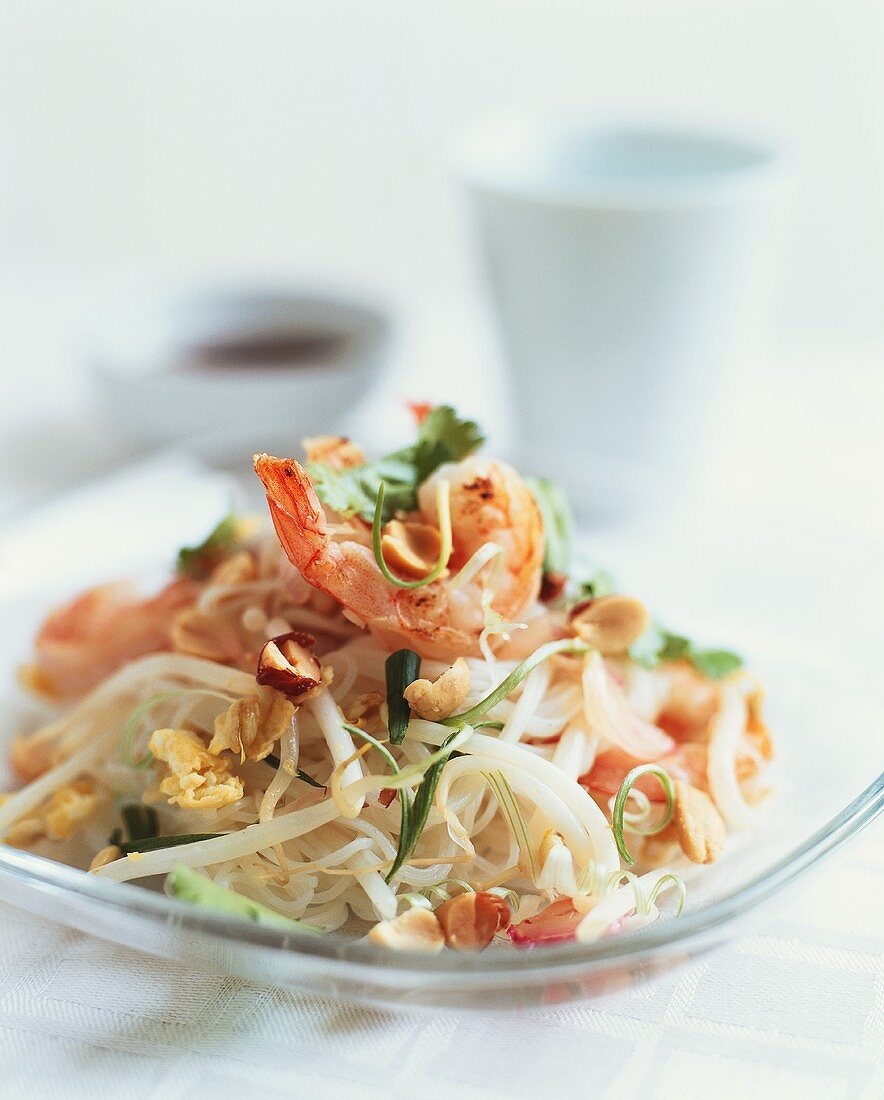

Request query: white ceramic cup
[{"left": 459, "top": 119, "right": 785, "bottom": 516}]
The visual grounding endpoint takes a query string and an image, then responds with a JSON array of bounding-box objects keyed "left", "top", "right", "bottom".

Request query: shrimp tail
[{"left": 253, "top": 454, "right": 328, "bottom": 574}]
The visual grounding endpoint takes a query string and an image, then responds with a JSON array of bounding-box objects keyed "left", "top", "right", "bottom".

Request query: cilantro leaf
[
  {"left": 689, "top": 648, "right": 744, "bottom": 679},
  {"left": 176, "top": 512, "right": 240, "bottom": 579},
  {"left": 577, "top": 568, "right": 618, "bottom": 600},
  {"left": 630, "top": 624, "right": 742, "bottom": 680},
  {"left": 308, "top": 405, "right": 485, "bottom": 523}
]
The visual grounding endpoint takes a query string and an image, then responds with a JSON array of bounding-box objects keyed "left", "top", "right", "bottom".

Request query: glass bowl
[{"left": 1, "top": 462, "right": 881, "bottom": 1010}]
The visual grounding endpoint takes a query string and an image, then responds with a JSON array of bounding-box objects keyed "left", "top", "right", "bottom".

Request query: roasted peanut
[
  {"left": 367, "top": 906, "right": 445, "bottom": 953},
  {"left": 256, "top": 632, "right": 322, "bottom": 699},
  {"left": 434, "top": 891, "right": 511, "bottom": 951},
  {"left": 570, "top": 595, "right": 650, "bottom": 653},
  {"left": 404, "top": 658, "right": 470, "bottom": 721},
  {"left": 381, "top": 519, "right": 447, "bottom": 580},
  {"left": 89, "top": 845, "right": 122, "bottom": 871},
  {"left": 673, "top": 779, "right": 726, "bottom": 863}
]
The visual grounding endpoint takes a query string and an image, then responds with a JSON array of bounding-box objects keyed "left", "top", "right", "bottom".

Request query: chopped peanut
[
  {"left": 673, "top": 779, "right": 726, "bottom": 863},
  {"left": 367, "top": 907, "right": 445, "bottom": 953},
  {"left": 381, "top": 519, "right": 447, "bottom": 580},
  {"left": 8, "top": 733, "right": 56, "bottom": 784},
  {"left": 570, "top": 595, "right": 650, "bottom": 654},
  {"left": 89, "top": 844, "right": 122, "bottom": 871},
  {"left": 170, "top": 607, "right": 243, "bottom": 664},
  {"left": 149, "top": 728, "right": 244, "bottom": 810},
  {"left": 434, "top": 891, "right": 511, "bottom": 951},
  {"left": 208, "top": 689, "right": 295, "bottom": 762},
  {"left": 256, "top": 632, "right": 323, "bottom": 699},
  {"left": 404, "top": 658, "right": 470, "bottom": 721},
  {"left": 302, "top": 435, "right": 365, "bottom": 470}
]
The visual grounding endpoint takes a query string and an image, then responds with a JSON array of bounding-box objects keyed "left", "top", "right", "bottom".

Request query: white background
[{"left": 0, "top": 3, "right": 882, "bottom": 1097}]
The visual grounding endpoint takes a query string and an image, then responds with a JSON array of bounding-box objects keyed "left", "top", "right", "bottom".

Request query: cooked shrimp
[
  {"left": 655, "top": 661, "right": 721, "bottom": 740},
  {"left": 23, "top": 578, "right": 199, "bottom": 700},
  {"left": 253, "top": 454, "right": 543, "bottom": 660}
]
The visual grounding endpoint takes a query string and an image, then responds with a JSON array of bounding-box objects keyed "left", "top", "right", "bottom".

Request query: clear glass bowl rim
[{"left": 0, "top": 772, "right": 880, "bottom": 982}]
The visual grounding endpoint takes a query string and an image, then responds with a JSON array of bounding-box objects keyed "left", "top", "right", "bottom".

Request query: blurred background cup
[
  {"left": 88, "top": 285, "right": 393, "bottom": 467},
  {"left": 459, "top": 117, "right": 786, "bottom": 518}
]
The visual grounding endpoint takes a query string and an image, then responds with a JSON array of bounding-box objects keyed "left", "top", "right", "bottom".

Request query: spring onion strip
[
  {"left": 386, "top": 731, "right": 461, "bottom": 884},
  {"left": 646, "top": 872, "right": 687, "bottom": 916},
  {"left": 483, "top": 770, "right": 538, "bottom": 880},
  {"left": 121, "top": 832, "right": 225, "bottom": 855},
  {"left": 341, "top": 725, "right": 473, "bottom": 799},
  {"left": 575, "top": 868, "right": 685, "bottom": 942},
  {"left": 612, "top": 765, "right": 676, "bottom": 866},
  {"left": 442, "top": 638, "right": 590, "bottom": 728},
  {"left": 342, "top": 723, "right": 412, "bottom": 885},
  {"left": 385, "top": 649, "right": 421, "bottom": 745},
  {"left": 371, "top": 480, "right": 452, "bottom": 589}
]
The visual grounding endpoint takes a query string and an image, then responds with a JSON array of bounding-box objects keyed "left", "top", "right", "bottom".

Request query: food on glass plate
[{"left": 1, "top": 406, "right": 772, "bottom": 952}]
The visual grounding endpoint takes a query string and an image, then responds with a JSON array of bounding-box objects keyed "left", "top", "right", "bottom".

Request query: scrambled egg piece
[
  {"left": 149, "top": 728, "right": 243, "bottom": 810},
  {"left": 4, "top": 777, "right": 103, "bottom": 846},
  {"left": 343, "top": 692, "right": 385, "bottom": 734},
  {"left": 208, "top": 689, "right": 294, "bottom": 762}
]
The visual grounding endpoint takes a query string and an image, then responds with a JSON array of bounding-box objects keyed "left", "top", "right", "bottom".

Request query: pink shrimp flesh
[
  {"left": 253, "top": 453, "right": 544, "bottom": 661},
  {"left": 26, "top": 577, "right": 199, "bottom": 700}
]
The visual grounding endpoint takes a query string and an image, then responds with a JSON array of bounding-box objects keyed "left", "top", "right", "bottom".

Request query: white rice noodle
[
  {"left": 707, "top": 676, "right": 754, "bottom": 828},
  {"left": 307, "top": 690, "right": 364, "bottom": 816},
  {"left": 575, "top": 869, "right": 676, "bottom": 942},
  {"left": 551, "top": 723, "right": 596, "bottom": 780},
  {"left": 0, "top": 732, "right": 115, "bottom": 833},
  {"left": 500, "top": 664, "right": 551, "bottom": 742},
  {"left": 259, "top": 712, "right": 298, "bottom": 823},
  {"left": 436, "top": 753, "right": 596, "bottom": 873},
  {"left": 581, "top": 651, "right": 673, "bottom": 759},
  {"left": 95, "top": 799, "right": 341, "bottom": 881},
  {"left": 347, "top": 847, "right": 398, "bottom": 921}
]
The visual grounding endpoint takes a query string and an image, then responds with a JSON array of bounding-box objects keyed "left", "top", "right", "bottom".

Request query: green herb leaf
[
  {"left": 630, "top": 624, "right": 742, "bottom": 680},
  {"left": 308, "top": 405, "right": 485, "bottom": 523},
  {"left": 442, "top": 637, "right": 590, "bottom": 728},
  {"left": 167, "top": 863, "right": 322, "bottom": 932},
  {"left": 385, "top": 649, "right": 421, "bottom": 745},
  {"left": 263, "top": 754, "right": 327, "bottom": 789},
  {"left": 176, "top": 512, "right": 240, "bottom": 579},
  {"left": 387, "top": 731, "right": 460, "bottom": 884},
  {"left": 576, "top": 568, "right": 618, "bottom": 600},
  {"left": 121, "top": 832, "right": 224, "bottom": 854},
  {"left": 121, "top": 803, "right": 158, "bottom": 844},
  {"left": 689, "top": 648, "right": 744, "bottom": 679},
  {"left": 527, "top": 477, "right": 573, "bottom": 578}
]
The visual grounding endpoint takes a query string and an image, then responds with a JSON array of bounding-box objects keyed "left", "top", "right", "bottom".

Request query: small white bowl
[{"left": 89, "top": 285, "right": 393, "bottom": 462}]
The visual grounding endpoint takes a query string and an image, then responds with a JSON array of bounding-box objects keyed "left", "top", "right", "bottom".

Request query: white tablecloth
[{"left": 0, "top": 824, "right": 880, "bottom": 1100}]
